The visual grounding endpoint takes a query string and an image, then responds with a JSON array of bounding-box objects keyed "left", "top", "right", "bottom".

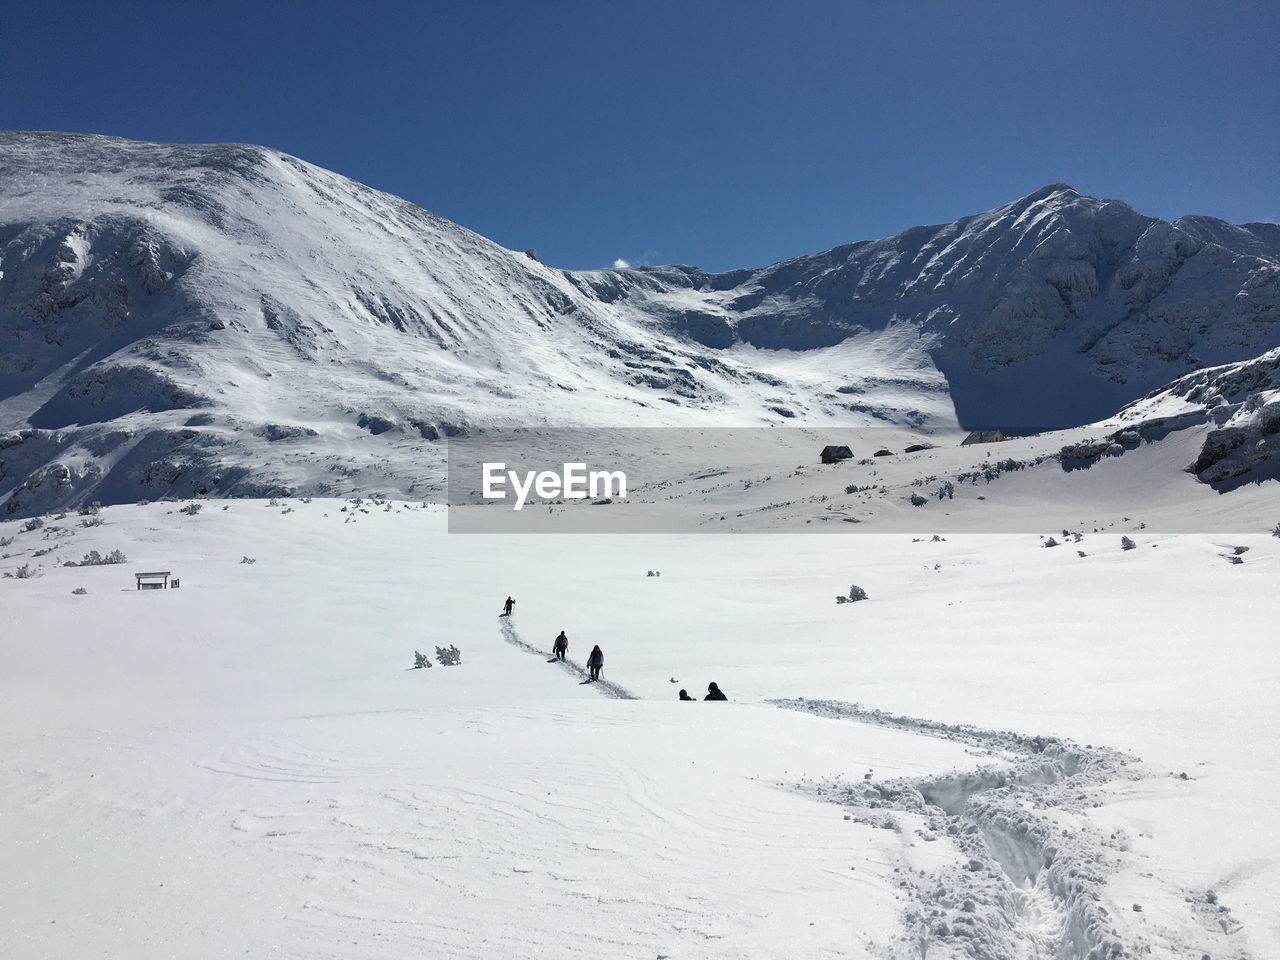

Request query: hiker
[
  {"left": 704, "top": 682, "right": 727, "bottom": 701},
  {"left": 501, "top": 596, "right": 515, "bottom": 617},
  {"left": 678, "top": 688, "right": 694, "bottom": 701},
  {"left": 587, "top": 645, "right": 604, "bottom": 681},
  {"left": 553, "top": 630, "right": 568, "bottom": 661}
]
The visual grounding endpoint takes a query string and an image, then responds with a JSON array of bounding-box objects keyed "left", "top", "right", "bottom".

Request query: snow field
[{"left": 2, "top": 499, "right": 1277, "bottom": 958}]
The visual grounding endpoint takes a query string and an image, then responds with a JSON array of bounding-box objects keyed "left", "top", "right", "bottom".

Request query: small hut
[
  {"left": 962, "top": 429, "right": 1006, "bottom": 446},
  {"left": 819, "top": 444, "right": 854, "bottom": 464}
]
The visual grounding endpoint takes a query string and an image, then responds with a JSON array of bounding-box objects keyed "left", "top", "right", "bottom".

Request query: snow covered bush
[
  {"left": 847, "top": 584, "right": 868, "bottom": 602},
  {"left": 78, "top": 502, "right": 102, "bottom": 516},
  {"left": 0, "top": 536, "right": 12, "bottom": 548},
  {"left": 77, "top": 549, "right": 127, "bottom": 566},
  {"left": 5, "top": 563, "right": 36, "bottom": 579},
  {"left": 179, "top": 503, "right": 202, "bottom": 516},
  {"left": 80, "top": 515, "right": 106, "bottom": 528},
  {"left": 1121, "top": 536, "right": 1137, "bottom": 551},
  {"left": 1272, "top": 522, "right": 1280, "bottom": 538},
  {"left": 909, "top": 493, "right": 927, "bottom": 507},
  {"left": 413, "top": 650, "right": 432, "bottom": 669},
  {"left": 72, "top": 586, "right": 87, "bottom": 595},
  {"left": 240, "top": 556, "right": 256, "bottom": 564},
  {"left": 22, "top": 517, "right": 44, "bottom": 533},
  {"left": 435, "top": 644, "right": 462, "bottom": 666},
  {"left": 1043, "top": 536, "right": 1060, "bottom": 548}
]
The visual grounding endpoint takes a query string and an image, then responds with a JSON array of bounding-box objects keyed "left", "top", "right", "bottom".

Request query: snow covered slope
[
  {"left": 3, "top": 501, "right": 1278, "bottom": 958},
  {"left": 1113, "top": 348, "right": 1280, "bottom": 488},
  {"left": 1, "top": 132, "right": 1278, "bottom": 515}
]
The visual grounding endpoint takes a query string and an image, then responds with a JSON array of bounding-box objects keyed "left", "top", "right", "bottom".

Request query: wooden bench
[{"left": 136, "top": 571, "right": 171, "bottom": 590}]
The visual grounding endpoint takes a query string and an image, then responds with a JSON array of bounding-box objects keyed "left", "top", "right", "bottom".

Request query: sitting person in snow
[
  {"left": 587, "top": 645, "right": 604, "bottom": 681},
  {"left": 500, "top": 596, "right": 515, "bottom": 617},
  {"left": 678, "top": 689, "right": 694, "bottom": 701},
  {"left": 553, "top": 630, "right": 568, "bottom": 661},
  {"left": 704, "top": 682, "right": 727, "bottom": 701}
]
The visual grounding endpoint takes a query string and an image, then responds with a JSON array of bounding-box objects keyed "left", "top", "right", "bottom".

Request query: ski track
[{"left": 499, "top": 618, "right": 638, "bottom": 700}]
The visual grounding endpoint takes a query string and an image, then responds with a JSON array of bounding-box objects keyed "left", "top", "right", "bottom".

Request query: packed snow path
[
  {"left": 777, "top": 699, "right": 1144, "bottom": 960},
  {"left": 499, "top": 618, "right": 638, "bottom": 699}
]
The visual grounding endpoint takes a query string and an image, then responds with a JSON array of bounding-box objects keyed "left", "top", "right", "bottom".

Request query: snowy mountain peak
[{"left": 2, "top": 133, "right": 1278, "bottom": 514}]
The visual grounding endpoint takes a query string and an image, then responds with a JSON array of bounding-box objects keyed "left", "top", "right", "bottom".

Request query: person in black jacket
[
  {"left": 587, "top": 645, "right": 604, "bottom": 681},
  {"left": 678, "top": 689, "right": 694, "bottom": 701},
  {"left": 553, "top": 631, "right": 568, "bottom": 661},
  {"left": 501, "top": 596, "right": 515, "bottom": 617},
  {"left": 704, "top": 682, "right": 727, "bottom": 701}
]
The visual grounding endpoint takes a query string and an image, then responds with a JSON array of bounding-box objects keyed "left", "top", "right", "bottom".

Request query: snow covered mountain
[{"left": 2, "top": 132, "right": 1278, "bottom": 515}]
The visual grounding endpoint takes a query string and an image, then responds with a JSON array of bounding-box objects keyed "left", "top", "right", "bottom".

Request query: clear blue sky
[{"left": 3, "top": 1, "right": 1277, "bottom": 271}]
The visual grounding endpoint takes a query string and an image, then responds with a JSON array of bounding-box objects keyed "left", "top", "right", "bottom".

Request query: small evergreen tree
[{"left": 413, "top": 650, "right": 432, "bottom": 669}]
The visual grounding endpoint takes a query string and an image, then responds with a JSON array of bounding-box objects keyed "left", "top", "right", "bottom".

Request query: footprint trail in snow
[{"left": 499, "top": 619, "right": 638, "bottom": 700}]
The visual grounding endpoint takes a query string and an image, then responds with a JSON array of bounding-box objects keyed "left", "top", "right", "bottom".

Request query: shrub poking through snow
[
  {"left": 5, "top": 563, "right": 36, "bottom": 579},
  {"left": 22, "top": 517, "right": 44, "bottom": 533},
  {"left": 435, "top": 644, "right": 462, "bottom": 666},
  {"left": 78, "top": 502, "right": 103, "bottom": 516},
  {"left": 1043, "top": 536, "right": 1060, "bottom": 548},
  {"left": 413, "top": 650, "right": 432, "bottom": 669},
  {"left": 1121, "top": 536, "right": 1137, "bottom": 551},
  {"left": 1272, "top": 522, "right": 1280, "bottom": 538},
  {"left": 81, "top": 516, "right": 106, "bottom": 528},
  {"left": 179, "top": 503, "right": 202, "bottom": 516},
  {"left": 846, "top": 584, "right": 869, "bottom": 602},
  {"left": 72, "top": 586, "right": 87, "bottom": 595},
  {"left": 0, "top": 536, "right": 12, "bottom": 548},
  {"left": 77, "top": 549, "right": 127, "bottom": 566},
  {"left": 240, "top": 556, "right": 256, "bottom": 564},
  {"left": 909, "top": 493, "right": 927, "bottom": 507}
]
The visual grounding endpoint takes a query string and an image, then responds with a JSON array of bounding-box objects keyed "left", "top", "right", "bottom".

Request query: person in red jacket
[{"left": 587, "top": 645, "right": 604, "bottom": 681}]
